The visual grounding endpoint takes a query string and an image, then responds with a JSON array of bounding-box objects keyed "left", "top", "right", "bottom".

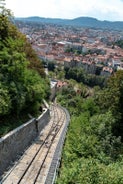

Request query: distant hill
[{"left": 16, "top": 16, "right": 123, "bottom": 30}]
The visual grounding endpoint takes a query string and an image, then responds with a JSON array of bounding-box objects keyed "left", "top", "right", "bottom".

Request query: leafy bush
[
  {"left": 56, "top": 77, "right": 123, "bottom": 184},
  {"left": 0, "top": 84, "right": 11, "bottom": 115}
]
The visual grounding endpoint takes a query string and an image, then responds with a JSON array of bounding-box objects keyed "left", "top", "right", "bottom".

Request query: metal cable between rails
[
  {"left": 44, "top": 106, "right": 70, "bottom": 184},
  {"left": 1, "top": 104, "right": 67, "bottom": 184},
  {"left": 17, "top": 104, "right": 64, "bottom": 184}
]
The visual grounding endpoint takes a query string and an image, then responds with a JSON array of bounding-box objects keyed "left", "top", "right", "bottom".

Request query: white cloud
[{"left": 5, "top": 0, "right": 123, "bottom": 21}]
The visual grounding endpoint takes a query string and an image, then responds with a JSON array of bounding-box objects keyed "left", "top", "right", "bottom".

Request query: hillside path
[{"left": 1, "top": 104, "right": 69, "bottom": 184}]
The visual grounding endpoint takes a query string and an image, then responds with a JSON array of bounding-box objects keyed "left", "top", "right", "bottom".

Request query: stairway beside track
[{"left": 1, "top": 104, "right": 70, "bottom": 184}]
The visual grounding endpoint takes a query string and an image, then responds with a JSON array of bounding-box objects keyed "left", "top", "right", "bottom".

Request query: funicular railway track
[{"left": 1, "top": 104, "right": 67, "bottom": 184}]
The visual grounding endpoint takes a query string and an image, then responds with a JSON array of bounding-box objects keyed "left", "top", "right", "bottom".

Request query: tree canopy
[
  {"left": 0, "top": 0, "right": 50, "bottom": 135},
  {"left": 56, "top": 70, "right": 123, "bottom": 184}
]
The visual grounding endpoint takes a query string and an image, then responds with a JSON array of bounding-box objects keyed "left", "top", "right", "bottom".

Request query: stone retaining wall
[
  {"left": 0, "top": 108, "right": 50, "bottom": 177},
  {"left": 36, "top": 108, "right": 50, "bottom": 133}
]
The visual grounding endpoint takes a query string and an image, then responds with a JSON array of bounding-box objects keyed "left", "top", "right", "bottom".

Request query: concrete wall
[
  {"left": 36, "top": 109, "right": 50, "bottom": 133},
  {"left": 0, "top": 109, "right": 50, "bottom": 177}
]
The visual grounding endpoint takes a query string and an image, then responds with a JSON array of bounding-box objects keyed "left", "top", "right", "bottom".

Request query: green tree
[
  {"left": 47, "top": 61, "right": 55, "bottom": 71},
  {"left": 0, "top": 0, "right": 12, "bottom": 40},
  {"left": 96, "top": 70, "right": 123, "bottom": 138},
  {"left": 0, "top": 0, "right": 50, "bottom": 123},
  {"left": 0, "top": 84, "right": 11, "bottom": 115}
]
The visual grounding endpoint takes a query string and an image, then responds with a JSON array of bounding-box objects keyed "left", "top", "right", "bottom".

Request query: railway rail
[{"left": 1, "top": 104, "right": 68, "bottom": 184}]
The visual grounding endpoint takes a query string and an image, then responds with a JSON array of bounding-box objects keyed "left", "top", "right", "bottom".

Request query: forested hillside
[
  {"left": 56, "top": 70, "right": 123, "bottom": 183},
  {"left": 0, "top": 0, "right": 50, "bottom": 136},
  {"left": 16, "top": 16, "right": 123, "bottom": 30}
]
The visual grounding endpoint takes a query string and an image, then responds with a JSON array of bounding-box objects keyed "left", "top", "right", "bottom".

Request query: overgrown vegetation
[
  {"left": 56, "top": 70, "right": 123, "bottom": 184},
  {"left": 0, "top": 0, "right": 50, "bottom": 136},
  {"left": 65, "top": 67, "right": 106, "bottom": 87}
]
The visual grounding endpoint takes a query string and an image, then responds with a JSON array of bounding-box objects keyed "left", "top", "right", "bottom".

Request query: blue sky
[{"left": 5, "top": 0, "right": 123, "bottom": 21}]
